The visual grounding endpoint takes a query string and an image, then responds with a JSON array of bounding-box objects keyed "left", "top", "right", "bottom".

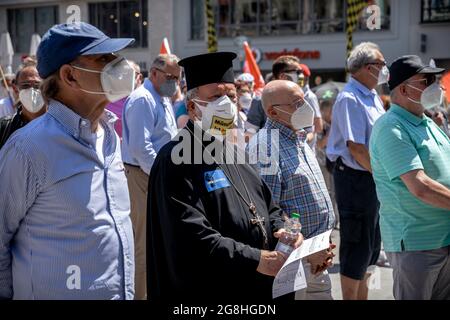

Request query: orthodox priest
[{"left": 147, "top": 52, "right": 303, "bottom": 300}]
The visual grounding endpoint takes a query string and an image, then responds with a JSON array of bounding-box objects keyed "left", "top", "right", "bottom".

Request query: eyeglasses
[
  {"left": 366, "top": 60, "right": 387, "bottom": 67},
  {"left": 407, "top": 74, "right": 437, "bottom": 87},
  {"left": 17, "top": 81, "right": 41, "bottom": 90},
  {"left": 283, "top": 69, "right": 302, "bottom": 76},
  {"left": 155, "top": 68, "right": 179, "bottom": 81},
  {"left": 272, "top": 99, "right": 305, "bottom": 110}
]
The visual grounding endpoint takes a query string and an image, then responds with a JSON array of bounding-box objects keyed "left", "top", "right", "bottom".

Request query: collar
[
  {"left": 14, "top": 103, "right": 29, "bottom": 125},
  {"left": 265, "top": 118, "right": 307, "bottom": 143},
  {"left": 144, "top": 78, "right": 163, "bottom": 102},
  {"left": 47, "top": 99, "right": 117, "bottom": 145},
  {"left": 389, "top": 103, "right": 428, "bottom": 127},
  {"left": 349, "top": 77, "right": 377, "bottom": 97}
]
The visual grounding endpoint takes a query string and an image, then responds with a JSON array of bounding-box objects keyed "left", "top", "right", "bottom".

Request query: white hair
[
  {"left": 347, "top": 42, "right": 381, "bottom": 74},
  {"left": 185, "top": 87, "right": 199, "bottom": 102}
]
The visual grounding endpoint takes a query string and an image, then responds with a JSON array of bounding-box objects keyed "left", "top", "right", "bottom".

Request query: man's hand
[
  {"left": 273, "top": 229, "right": 304, "bottom": 249},
  {"left": 306, "top": 243, "right": 336, "bottom": 275},
  {"left": 432, "top": 111, "right": 445, "bottom": 127},
  {"left": 256, "top": 250, "right": 287, "bottom": 277},
  {"left": 347, "top": 141, "right": 372, "bottom": 172}
]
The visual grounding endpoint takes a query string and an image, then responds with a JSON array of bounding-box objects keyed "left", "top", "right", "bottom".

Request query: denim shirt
[{"left": 0, "top": 99, "right": 134, "bottom": 300}]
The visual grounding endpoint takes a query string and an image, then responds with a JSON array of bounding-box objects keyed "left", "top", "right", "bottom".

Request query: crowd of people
[{"left": 0, "top": 22, "right": 449, "bottom": 301}]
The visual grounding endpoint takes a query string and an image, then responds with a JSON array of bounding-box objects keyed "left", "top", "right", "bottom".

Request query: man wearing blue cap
[{"left": 0, "top": 22, "right": 136, "bottom": 299}]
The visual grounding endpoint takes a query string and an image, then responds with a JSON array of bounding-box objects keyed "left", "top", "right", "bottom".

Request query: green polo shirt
[{"left": 370, "top": 103, "right": 450, "bottom": 252}]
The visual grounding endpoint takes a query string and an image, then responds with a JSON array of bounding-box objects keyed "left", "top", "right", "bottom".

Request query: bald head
[
  {"left": 261, "top": 80, "right": 303, "bottom": 111},
  {"left": 261, "top": 80, "right": 305, "bottom": 130}
]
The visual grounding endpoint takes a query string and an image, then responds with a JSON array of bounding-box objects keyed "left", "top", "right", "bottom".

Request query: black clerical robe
[{"left": 147, "top": 121, "right": 285, "bottom": 300}]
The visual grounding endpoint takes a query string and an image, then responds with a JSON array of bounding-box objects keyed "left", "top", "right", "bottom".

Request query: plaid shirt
[{"left": 249, "top": 118, "right": 335, "bottom": 238}]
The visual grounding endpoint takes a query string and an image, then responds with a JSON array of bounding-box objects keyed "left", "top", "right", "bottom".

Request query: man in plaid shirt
[{"left": 249, "top": 80, "right": 336, "bottom": 300}]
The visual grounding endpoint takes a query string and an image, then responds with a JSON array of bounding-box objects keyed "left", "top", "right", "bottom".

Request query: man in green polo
[{"left": 370, "top": 55, "right": 449, "bottom": 300}]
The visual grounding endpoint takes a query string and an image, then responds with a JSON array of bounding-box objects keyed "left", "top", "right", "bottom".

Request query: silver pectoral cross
[{"left": 250, "top": 214, "right": 265, "bottom": 225}]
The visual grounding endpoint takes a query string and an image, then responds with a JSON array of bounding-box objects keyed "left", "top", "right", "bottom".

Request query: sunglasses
[{"left": 283, "top": 69, "right": 302, "bottom": 76}]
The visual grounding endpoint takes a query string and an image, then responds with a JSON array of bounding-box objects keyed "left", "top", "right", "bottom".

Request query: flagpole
[{"left": 0, "top": 64, "right": 14, "bottom": 107}]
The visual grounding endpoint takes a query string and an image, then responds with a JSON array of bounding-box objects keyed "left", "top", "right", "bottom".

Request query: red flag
[
  {"left": 243, "top": 41, "right": 265, "bottom": 94},
  {"left": 159, "top": 37, "right": 171, "bottom": 55},
  {"left": 442, "top": 71, "right": 450, "bottom": 104}
]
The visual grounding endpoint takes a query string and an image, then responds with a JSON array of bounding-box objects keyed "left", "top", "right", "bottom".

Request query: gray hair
[
  {"left": 185, "top": 87, "right": 198, "bottom": 102},
  {"left": 151, "top": 54, "right": 179, "bottom": 70},
  {"left": 347, "top": 42, "right": 381, "bottom": 74},
  {"left": 40, "top": 72, "right": 59, "bottom": 103}
]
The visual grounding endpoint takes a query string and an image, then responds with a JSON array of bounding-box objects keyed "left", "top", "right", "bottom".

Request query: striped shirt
[
  {"left": 248, "top": 118, "right": 335, "bottom": 239},
  {"left": 0, "top": 100, "right": 134, "bottom": 299},
  {"left": 370, "top": 103, "right": 450, "bottom": 252},
  {"left": 121, "top": 79, "right": 178, "bottom": 175}
]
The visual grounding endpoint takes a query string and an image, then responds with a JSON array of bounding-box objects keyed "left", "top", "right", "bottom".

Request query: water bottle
[{"left": 275, "top": 213, "right": 302, "bottom": 255}]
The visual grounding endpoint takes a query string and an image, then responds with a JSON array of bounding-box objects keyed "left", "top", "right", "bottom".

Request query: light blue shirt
[
  {"left": 0, "top": 100, "right": 134, "bottom": 300},
  {"left": 121, "top": 79, "right": 178, "bottom": 175},
  {"left": 326, "top": 77, "right": 385, "bottom": 171}
]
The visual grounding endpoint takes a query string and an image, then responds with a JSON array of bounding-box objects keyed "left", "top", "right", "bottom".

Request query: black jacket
[
  {"left": 147, "top": 120, "right": 285, "bottom": 301},
  {"left": 0, "top": 105, "right": 27, "bottom": 150}
]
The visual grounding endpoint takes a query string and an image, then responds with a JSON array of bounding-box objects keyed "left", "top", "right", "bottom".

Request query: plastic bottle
[{"left": 275, "top": 213, "right": 302, "bottom": 255}]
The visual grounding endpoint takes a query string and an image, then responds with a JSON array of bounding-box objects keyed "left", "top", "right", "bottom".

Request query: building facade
[{"left": 0, "top": 0, "right": 449, "bottom": 82}]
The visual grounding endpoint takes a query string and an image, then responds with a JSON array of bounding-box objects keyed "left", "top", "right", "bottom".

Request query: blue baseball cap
[{"left": 37, "top": 22, "right": 135, "bottom": 78}]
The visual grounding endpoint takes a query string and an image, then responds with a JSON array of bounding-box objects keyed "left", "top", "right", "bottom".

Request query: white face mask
[
  {"left": 407, "top": 81, "right": 444, "bottom": 110},
  {"left": 72, "top": 56, "right": 135, "bottom": 103},
  {"left": 238, "top": 93, "right": 252, "bottom": 110},
  {"left": 369, "top": 65, "right": 390, "bottom": 85},
  {"left": 193, "top": 95, "right": 238, "bottom": 136},
  {"left": 275, "top": 100, "right": 315, "bottom": 131},
  {"left": 285, "top": 72, "right": 300, "bottom": 83},
  {"left": 19, "top": 88, "right": 45, "bottom": 113}
]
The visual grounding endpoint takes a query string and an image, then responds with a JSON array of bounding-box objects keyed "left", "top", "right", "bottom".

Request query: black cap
[
  {"left": 388, "top": 55, "right": 445, "bottom": 90},
  {"left": 178, "top": 52, "right": 237, "bottom": 91}
]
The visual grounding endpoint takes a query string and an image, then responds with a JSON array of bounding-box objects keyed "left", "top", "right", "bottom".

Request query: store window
[
  {"left": 190, "top": 0, "right": 390, "bottom": 39},
  {"left": 7, "top": 6, "right": 58, "bottom": 53},
  {"left": 421, "top": 0, "right": 450, "bottom": 23},
  {"left": 89, "top": 0, "right": 148, "bottom": 48},
  {"left": 191, "top": 0, "right": 205, "bottom": 40}
]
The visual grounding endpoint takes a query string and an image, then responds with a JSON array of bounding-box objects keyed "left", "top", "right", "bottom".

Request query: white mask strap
[
  {"left": 71, "top": 64, "right": 103, "bottom": 74},
  {"left": 406, "top": 83, "right": 423, "bottom": 93}
]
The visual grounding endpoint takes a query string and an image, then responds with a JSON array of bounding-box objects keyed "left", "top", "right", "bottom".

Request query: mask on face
[
  {"left": 285, "top": 72, "right": 300, "bottom": 83},
  {"left": 160, "top": 79, "right": 178, "bottom": 97},
  {"left": 19, "top": 88, "right": 45, "bottom": 113},
  {"left": 193, "top": 95, "right": 238, "bottom": 135},
  {"left": 275, "top": 100, "right": 315, "bottom": 131},
  {"left": 71, "top": 56, "right": 135, "bottom": 103},
  {"left": 407, "top": 81, "right": 444, "bottom": 110},
  {"left": 239, "top": 93, "right": 252, "bottom": 110},
  {"left": 369, "top": 65, "right": 390, "bottom": 85}
]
